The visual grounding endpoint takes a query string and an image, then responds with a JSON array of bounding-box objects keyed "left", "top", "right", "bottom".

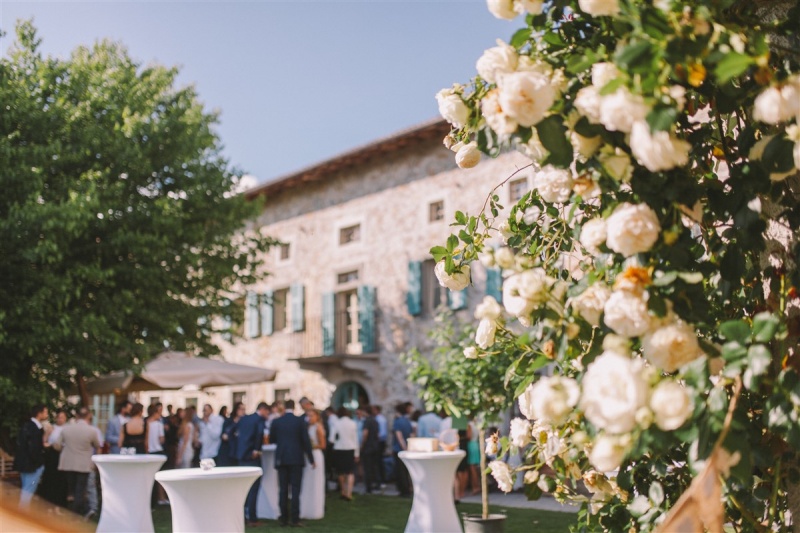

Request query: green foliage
[{"left": 0, "top": 21, "right": 276, "bottom": 433}]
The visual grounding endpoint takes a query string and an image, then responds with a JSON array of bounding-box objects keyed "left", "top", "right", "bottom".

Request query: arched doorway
[{"left": 331, "top": 381, "right": 369, "bottom": 412}]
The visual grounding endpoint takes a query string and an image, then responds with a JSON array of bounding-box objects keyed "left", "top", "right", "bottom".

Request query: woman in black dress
[{"left": 119, "top": 403, "right": 147, "bottom": 454}]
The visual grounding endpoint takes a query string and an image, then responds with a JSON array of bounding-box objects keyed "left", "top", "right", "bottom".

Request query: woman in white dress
[
  {"left": 177, "top": 409, "right": 196, "bottom": 469},
  {"left": 300, "top": 409, "right": 326, "bottom": 519}
]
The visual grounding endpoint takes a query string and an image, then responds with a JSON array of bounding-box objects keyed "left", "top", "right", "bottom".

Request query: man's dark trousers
[
  {"left": 65, "top": 471, "right": 89, "bottom": 515},
  {"left": 240, "top": 458, "right": 261, "bottom": 521},
  {"left": 277, "top": 464, "right": 304, "bottom": 525}
]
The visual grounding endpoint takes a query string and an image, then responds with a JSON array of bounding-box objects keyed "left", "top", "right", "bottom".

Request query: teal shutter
[
  {"left": 261, "top": 290, "right": 274, "bottom": 336},
  {"left": 358, "top": 285, "right": 377, "bottom": 353},
  {"left": 290, "top": 283, "right": 305, "bottom": 332},
  {"left": 486, "top": 268, "right": 503, "bottom": 302},
  {"left": 406, "top": 261, "right": 422, "bottom": 316},
  {"left": 322, "top": 292, "right": 335, "bottom": 356},
  {"left": 246, "top": 291, "right": 260, "bottom": 338},
  {"left": 447, "top": 288, "right": 468, "bottom": 311}
]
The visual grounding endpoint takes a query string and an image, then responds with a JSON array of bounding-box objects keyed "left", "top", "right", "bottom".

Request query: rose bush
[{"left": 431, "top": 0, "right": 800, "bottom": 530}]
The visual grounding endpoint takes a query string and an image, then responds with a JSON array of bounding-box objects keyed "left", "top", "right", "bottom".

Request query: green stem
[
  {"left": 769, "top": 456, "right": 782, "bottom": 524},
  {"left": 479, "top": 426, "right": 489, "bottom": 520}
]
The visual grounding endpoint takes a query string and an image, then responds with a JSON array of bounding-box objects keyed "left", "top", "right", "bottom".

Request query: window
[
  {"left": 429, "top": 200, "right": 444, "bottom": 222},
  {"left": 150, "top": 396, "right": 161, "bottom": 406},
  {"left": 274, "top": 389, "right": 290, "bottom": 403},
  {"left": 421, "top": 259, "right": 448, "bottom": 317},
  {"left": 232, "top": 391, "right": 246, "bottom": 407},
  {"left": 337, "top": 270, "right": 359, "bottom": 284},
  {"left": 273, "top": 288, "right": 289, "bottom": 332},
  {"left": 278, "top": 243, "right": 290, "bottom": 261},
  {"left": 336, "top": 289, "right": 362, "bottom": 354},
  {"left": 339, "top": 224, "right": 361, "bottom": 245},
  {"left": 509, "top": 178, "right": 529, "bottom": 203},
  {"left": 185, "top": 397, "right": 198, "bottom": 409}
]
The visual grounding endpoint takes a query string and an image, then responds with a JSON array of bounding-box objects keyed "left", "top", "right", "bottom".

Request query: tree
[
  {"left": 432, "top": 0, "right": 800, "bottom": 531},
  {"left": 0, "top": 21, "right": 275, "bottom": 436}
]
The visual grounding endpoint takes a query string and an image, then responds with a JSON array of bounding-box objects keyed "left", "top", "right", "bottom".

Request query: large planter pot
[{"left": 462, "top": 513, "right": 506, "bottom": 533}]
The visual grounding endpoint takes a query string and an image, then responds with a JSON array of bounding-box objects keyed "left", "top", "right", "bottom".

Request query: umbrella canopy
[{"left": 82, "top": 351, "right": 276, "bottom": 395}]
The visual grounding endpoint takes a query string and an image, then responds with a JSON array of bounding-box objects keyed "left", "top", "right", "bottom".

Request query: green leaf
[
  {"left": 446, "top": 234, "right": 459, "bottom": 253},
  {"left": 743, "top": 344, "right": 772, "bottom": 389},
  {"left": 762, "top": 135, "right": 796, "bottom": 174},
  {"left": 614, "top": 41, "right": 653, "bottom": 70},
  {"left": 430, "top": 246, "right": 448, "bottom": 262},
  {"left": 510, "top": 28, "right": 532, "bottom": 48},
  {"left": 454, "top": 211, "right": 467, "bottom": 225},
  {"left": 721, "top": 341, "right": 747, "bottom": 363},
  {"left": 598, "top": 77, "right": 626, "bottom": 96},
  {"left": 677, "top": 272, "right": 705, "bottom": 284},
  {"left": 648, "top": 481, "right": 664, "bottom": 507},
  {"left": 752, "top": 312, "right": 779, "bottom": 343},
  {"left": 652, "top": 271, "right": 678, "bottom": 286},
  {"left": 715, "top": 52, "right": 753, "bottom": 84},
  {"left": 535, "top": 115, "right": 573, "bottom": 168},
  {"left": 646, "top": 106, "right": 679, "bottom": 133},
  {"left": 719, "top": 320, "right": 751, "bottom": 344}
]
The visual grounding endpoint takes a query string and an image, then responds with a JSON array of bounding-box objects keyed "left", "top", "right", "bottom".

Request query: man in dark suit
[
  {"left": 15, "top": 404, "right": 49, "bottom": 508},
  {"left": 234, "top": 402, "right": 269, "bottom": 526},
  {"left": 270, "top": 399, "right": 315, "bottom": 527}
]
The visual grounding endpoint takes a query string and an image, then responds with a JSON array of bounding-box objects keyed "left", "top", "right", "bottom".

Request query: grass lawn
[{"left": 152, "top": 493, "right": 576, "bottom": 532}]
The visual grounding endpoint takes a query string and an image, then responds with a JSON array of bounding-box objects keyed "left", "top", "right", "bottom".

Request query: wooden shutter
[
  {"left": 290, "top": 283, "right": 305, "bottom": 332},
  {"left": 322, "top": 292, "right": 335, "bottom": 356},
  {"left": 486, "top": 268, "right": 503, "bottom": 302},
  {"left": 406, "top": 261, "right": 422, "bottom": 316},
  {"left": 358, "top": 285, "right": 377, "bottom": 353},
  {"left": 447, "top": 288, "right": 468, "bottom": 311},
  {"left": 261, "top": 290, "right": 274, "bottom": 336}
]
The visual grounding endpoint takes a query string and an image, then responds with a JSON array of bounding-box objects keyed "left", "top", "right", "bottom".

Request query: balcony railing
[{"left": 265, "top": 310, "right": 377, "bottom": 359}]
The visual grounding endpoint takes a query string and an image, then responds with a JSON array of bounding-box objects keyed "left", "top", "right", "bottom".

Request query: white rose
[
  {"left": 509, "top": 418, "right": 532, "bottom": 448},
  {"left": 497, "top": 71, "right": 557, "bottom": 127},
  {"left": 579, "top": 218, "right": 607, "bottom": 257},
  {"left": 517, "top": 128, "right": 548, "bottom": 162},
  {"left": 753, "top": 81, "right": 800, "bottom": 125},
  {"left": 475, "top": 318, "right": 497, "bottom": 349},
  {"left": 668, "top": 85, "right": 687, "bottom": 111},
  {"left": 750, "top": 134, "right": 796, "bottom": 182},
  {"left": 463, "top": 346, "right": 479, "bottom": 359},
  {"left": 502, "top": 268, "right": 555, "bottom": 319},
  {"left": 435, "top": 89, "right": 469, "bottom": 128},
  {"left": 650, "top": 380, "right": 693, "bottom": 430},
  {"left": 788, "top": 125, "right": 800, "bottom": 169},
  {"left": 478, "top": 250, "right": 496, "bottom": 267},
  {"left": 485, "top": 433, "right": 499, "bottom": 455},
  {"left": 571, "top": 131, "right": 602, "bottom": 159},
  {"left": 599, "top": 89, "right": 649, "bottom": 133},
  {"left": 455, "top": 142, "right": 481, "bottom": 169},
  {"left": 603, "top": 290, "right": 652, "bottom": 338},
  {"left": 524, "top": 470, "right": 540, "bottom": 484},
  {"left": 475, "top": 295, "right": 503, "bottom": 321},
  {"left": 591, "top": 62, "right": 620, "bottom": 88},
  {"left": 489, "top": 460, "right": 514, "bottom": 492},
  {"left": 516, "top": 0, "right": 545, "bottom": 14},
  {"left": 486, "top": 0, "right": 517, "bottom": 19},
  {"left": 476, "top": 40, "right": 518, "bottom": 84},
  {"left": 502, "top": 272, "right": 534, "bottom": 318},
  {"left": 605, "top": 202, "right": 661, "bottom": 257},
  {"left": 532, "top": 165, "right": 574, "bottom": 203},
  {"left": 580, "top": 351, "right": 648, "bottom": 433},
  {"left": 574, "top": 86, "right": 602, "bottom": 124},
  {"left": 589, "top": 434, "right": 628, "bottom": 472},
  {"left": 630, "top": 121, "right": 691, "bottom": 172},
  {"left": 482, "top": 89, "right": 518, "bottom": 137},
  {"left": 434, "top": 261, "right": 471, "bottom": 291},
  {"left": 599, "top": 148, "right": 633, "bottom": 182},
  {"left": 522, "top": 205, "right": 542, "bottom": 226},
  {"left": 641, "top": 320, "right": 703, "bottom": 372},
  {"left": 578, "top": 0, "right": 620, "bottom": 16},
  {"left": 571, "top": 283, "right": 611, "bottom": 326},
  {"left": 494, "top": 246, "right": 516, "bottom": 269},
  {"left": 519, "top": 375, "right": 580, "bottom": 425}
]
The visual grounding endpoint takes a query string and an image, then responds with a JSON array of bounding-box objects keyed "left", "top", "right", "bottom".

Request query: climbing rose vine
[{"left": 433, "top": 0, "right": 800, "bottom": 531}]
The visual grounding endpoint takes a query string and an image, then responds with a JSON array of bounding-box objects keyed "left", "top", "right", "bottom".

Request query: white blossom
[
  {"left": 575, "top": 86, "right": 602, "bottom": 124},
  {"left": 519, "top": 375, "right": 580, "bottom": 425},
  {"left": 486, "top": 0, "right": 517, "bottom": 19},
  {"left": 599, "top": 148, "right": 633, "bottom": 182},
  {"left": 475, "top": 295, "right": 503, "bottom": 321},
  {"left": 489, "top": 460, "right": 515, "bottom": 492},
  {"left": 641, "top": 320, "right": 704, "bottom": 372},
  {"left": 517, "top": 128, "right": 548, "bottom": 162},
  {"left": 434, "top": 261, "right": 471, "bottom": 291},
  {"left": 485, "top": 433, "right": 499, "bottom": 455},
  {"left": 650, "top": 380, "right": 693, "bottom": 430},
  {"left": 571, "top": 283, "right": 611, "bottom": 326},
  {"left": 455, "top": 142, "right": 481, "bottom": 169},
  {"left": 571, "top": 131, "right": 602, "bottom": 159},
  {"left": 580, "top": 351, "right": 648, "bottom": 433},
  {"left": 497, "top": 71, "right": 557, "bottom": 127},
  {"left": 476, "top": 40, "right": 518, "bottom": 84},
  {"left": 482, "top": 89, "right": 518, "bottom": 137},
  {"left": 589, "top": 434, "right": 628, "bottom": 472},
  {"left": 599, "top": 89, "right": 649, "bottom": 133},
  {"left": 435, "top": 88, "right": 469, "bottom": 128},
  {"left": 630, "top": 121, "right": 691, "bottom": 172},
  {"left": 787, "top": 125, "right": 800, "bottom": 170},
  {"left": 494, "top": 247, "right": 516, "bottom": 269},
  {"left": 475, "top": 318, "right": 498, "bottom": 349},
  {"left": 579, "top": 218, "right": 608, "bottom": 257},
  {"left": 502, "top": 268, "right": 554, "bottom": 318},
  {"left": 603, "top": 290, "right": 652, "bottom": 338},
  {"left": 753, "top": 78, "right": 800, "bottom": 125},
  {"left": 591, "top": 62, "right": 620, "bottom": 88},
  {"left": 605, "top": 202, "right": 661, "bottom": 257},
  {"left": 463, "top": 346, "right": 479, "bottom": 359},
  {"left": 532, "top": 165, "right": 574, "bottom": 203},
  {"left": 509, "top": 418, "right": 532, "bottom": 448},
  {"left": 578, "top": 0, "right": 620, "bottom": 16}
]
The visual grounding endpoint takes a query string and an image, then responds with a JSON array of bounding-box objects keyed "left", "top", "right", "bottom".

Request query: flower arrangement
[{"left": 433, "top": 0, "right": 800, "bottom": 530}]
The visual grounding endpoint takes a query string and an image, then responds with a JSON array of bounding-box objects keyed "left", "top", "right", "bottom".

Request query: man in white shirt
[
  {"left": 416, "top": 410, "right": 442, "bottom": 438},
  {"left": 198, "top": 404, "right": 224, "bottom": 461}
]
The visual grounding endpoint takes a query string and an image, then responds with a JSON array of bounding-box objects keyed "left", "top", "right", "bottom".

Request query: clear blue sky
[{"left": 0, "top": 1, "right": 512, "bottom": 184}]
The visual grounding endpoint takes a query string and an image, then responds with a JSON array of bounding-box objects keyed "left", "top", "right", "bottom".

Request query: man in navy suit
[
  {"left": 270, "top": 399, "right": 315, "bottom": 527},
  {"left": 234, "top": 402, "right": 269, "bottom": 526}
]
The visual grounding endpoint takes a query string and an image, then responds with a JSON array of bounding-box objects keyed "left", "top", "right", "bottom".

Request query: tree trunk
[{"left": 76, "top": 372, "right": 91, "bottom": 407}]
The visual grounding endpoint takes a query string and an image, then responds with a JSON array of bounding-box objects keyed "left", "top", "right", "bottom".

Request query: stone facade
[{"left": 139, "top": 121, "right": 528, "bottom": 414}]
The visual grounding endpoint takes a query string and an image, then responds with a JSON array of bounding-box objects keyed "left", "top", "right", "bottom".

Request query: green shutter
[
  {"left": 358, "top": 285, "right": 377, "bottom": 353},
  {"left": 246, "top": 291, "right": 260, "bottom": 338},
  {"left": 261, "top": 290, "right": 274, "bottom": 336},
  {"left": 406, "top": 261, "right": 422, "bottom": 316},
  {"left": 322, "top": 292, "right": 335, "bottom": 356},
  {"left": 486, "top": 268, "right": 503, "bottom": 302},
  {"left": 447, "top": 288, "right": 468, "bottom": 311},
  {"left": 290, "top": 283, "right": 305, "bottom": 332}
]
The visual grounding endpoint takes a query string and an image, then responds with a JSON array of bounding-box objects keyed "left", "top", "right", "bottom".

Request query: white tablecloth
[
  {"left": 399, "top": 450, "right": 465, "bottom": 533},
  {"left": 92, "top": 454, "right": 166, "bottom": 533},
  {"left": 156, "top": 466, "right": 262, "bottom": 533},
  {"left": 256, "top": 444, "right": 279, "bottom": 519}
]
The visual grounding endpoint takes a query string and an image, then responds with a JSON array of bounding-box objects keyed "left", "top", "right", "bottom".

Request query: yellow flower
[{"left": 688, "top": 62, "right": 707, "bottom": 87}]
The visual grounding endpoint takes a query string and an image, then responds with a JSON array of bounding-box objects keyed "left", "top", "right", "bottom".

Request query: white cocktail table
[
  {"left": 156, "top": 466, "right": 262, "bottom": 533},
  {"left": 256, "top": 444, "right": 279, "bottom": 519},
  {"left": 399, "top": 450, "right": 466, "bottom": 533},
  {"left": 92, "top": 454, "right": 166, "bottom": 533}
]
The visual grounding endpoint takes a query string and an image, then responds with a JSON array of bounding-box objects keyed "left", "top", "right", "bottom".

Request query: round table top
[
  {"left": 155, "top": 466, "right": 262, "bottom": 482},
  {"left": 261, "top": 444, "right": 277, "bottom": 451},
  {"left": 398, "top": 450, "right": 466, "bottom": 460},
  {"left": 92, "top": 454, "right": 167, "bottom": 464}
]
